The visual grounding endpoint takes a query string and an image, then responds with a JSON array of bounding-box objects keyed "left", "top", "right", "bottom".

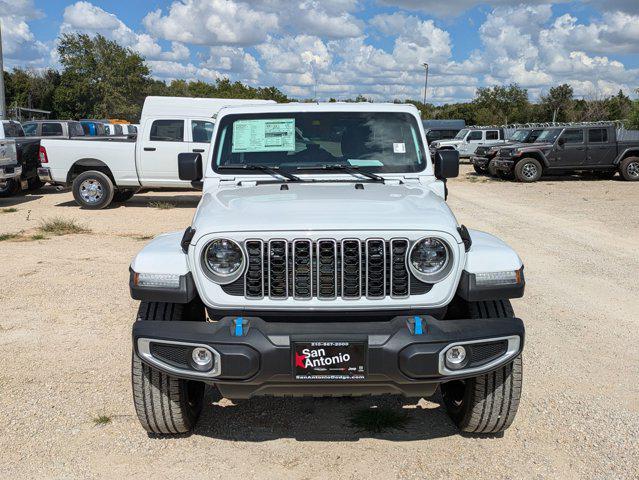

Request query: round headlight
[
  {"left": 409, "top": 237, "right": 451, "bottom": 281},
  {"left": 203, "top": 239, "right": 244, "bottom": 282}
]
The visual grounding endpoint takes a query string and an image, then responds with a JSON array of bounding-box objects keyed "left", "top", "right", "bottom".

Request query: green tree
[
  {"left": 4, "top": 68, "right": 61, "bottom": 116},
  {"left": 53, "top": 33, "right": 151, "bottom": 121},
  {"left": 540, "top": 84, "right": 574, "bottom": 122},
  {"left": 605, "top": 90, "right": 632, "bottom": 120},
  {"left": 474, "top": 84, "right": 530, "bottom": 124}
]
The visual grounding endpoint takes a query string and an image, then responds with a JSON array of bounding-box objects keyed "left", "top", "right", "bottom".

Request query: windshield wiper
[
  {"left": 218, "top": 164, "right": 303, "bottom": 182},
  {"left": 295, "top": 164, "right": 384, "bottom": 183}
]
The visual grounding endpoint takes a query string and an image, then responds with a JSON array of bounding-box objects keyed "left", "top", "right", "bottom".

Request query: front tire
[
  {"left": 473, "top": 164, "right": 486, "bottom": 175},
  {"left": 441, "top": 300, "right": 523, "bottom": 434},
  {"left": 514, "top": 158, "right": 542, "bottom": 182},
  {"left": 620, "top": 156, "right": 639, "bottom": 181},
  {"left": 132, "top": 302, "right": 206, "bottom": 435},
  {"left": 487, "top": 159, "right": 499, "bottom": 177},
  {"left": 72, "top": 171, "right": 115, "bottom": 209}
]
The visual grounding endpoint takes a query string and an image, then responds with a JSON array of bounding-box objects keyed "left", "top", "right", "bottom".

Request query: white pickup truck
[{"left": 38, "top": 97, "right": 274, "bottom": 209}]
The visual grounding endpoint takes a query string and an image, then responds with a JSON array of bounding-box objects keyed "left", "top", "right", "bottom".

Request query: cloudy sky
[{"left": 1, "top": 0, "right": 638, "bottom": 103}]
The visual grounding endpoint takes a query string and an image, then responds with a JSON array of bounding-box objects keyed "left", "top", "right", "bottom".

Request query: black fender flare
[
  {"left": 66, "top": 158, "right": 115, "bottom": 185},
  {"left": 614, "top": 148, "right": 639, "bottom": 166}
]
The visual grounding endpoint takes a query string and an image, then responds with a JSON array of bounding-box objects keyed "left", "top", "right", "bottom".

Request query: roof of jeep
[{"left": 216, "top": 102, "right": 421, "bottom": 117}]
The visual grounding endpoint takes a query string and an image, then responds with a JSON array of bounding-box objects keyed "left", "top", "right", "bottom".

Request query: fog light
[
  {"left": 445, "top": 345, "right": 467, "bottom": 370},
  {"left": 191, "top": 347, "right": 214, "bottom": 371}
]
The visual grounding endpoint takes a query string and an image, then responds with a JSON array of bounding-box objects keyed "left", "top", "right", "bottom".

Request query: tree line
[{"left": 3, "top": 33, "right": 639, "bottom": 128}]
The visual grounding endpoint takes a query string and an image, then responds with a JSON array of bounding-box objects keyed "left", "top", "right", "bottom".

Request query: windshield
[
  {"left": 212, "top": 112, "right": 426, "bottom": 174},
  {"left": 453, "top": 129, "right": 469, "bottom": 140},
  {"left": 536, "top": 128, "right": 562, "bottom": 143},
  {"left": 509, "top": 130, "right": 529, "bottom": 142}
]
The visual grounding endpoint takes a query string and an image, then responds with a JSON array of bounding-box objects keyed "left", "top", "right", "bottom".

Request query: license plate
[{"left": 293, "top": 341, "right": 367, "bottom": 381}]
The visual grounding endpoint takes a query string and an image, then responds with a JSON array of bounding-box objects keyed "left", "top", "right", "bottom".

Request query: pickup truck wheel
[
  {"left": 132, "top": 302, "right": 205, "bottom": 435},
  {"left": 441, "top": 300, "right": 523, "bottom": 434},
  {"left": 514, "top": 158, "right": 542, "bottom": 182},
  {"left": 72, "top": 171, "right": 114, "bottom": 209},
  {"left": 112, "top": 189, "right": 136, "bottom": 203},
  {"left": 0, "top": 179, "right": 21, "bottom": 197},
  {"left": 620, "top": 156, "right": 639, "bottom": 181}
]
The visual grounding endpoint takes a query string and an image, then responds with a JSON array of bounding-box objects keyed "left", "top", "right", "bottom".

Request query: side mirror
[
  {"left": 557, "top": 137, "right": 565, "bottom": 147},
  {"left": 178, "top": 152, "right": 202, "bottom": 181},
  {"left": 435, "top": 150, "right": 459, "bottom": 179}
]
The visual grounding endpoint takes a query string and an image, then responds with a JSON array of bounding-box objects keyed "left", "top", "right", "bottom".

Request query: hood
[
  {"left": 191, "top": 182, "right": 460, "bottom": 236},
  {"left": 432, "top": 139, "right": 461, "bottom": 147}
]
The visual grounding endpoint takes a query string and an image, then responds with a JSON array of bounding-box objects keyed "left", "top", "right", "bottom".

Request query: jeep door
[
  {"left": 138, "top": 118, "right": 193, "bottom": 187},
  {"left": 554, "top": 128, "right": 586, "bottom": 167},
  {"left": 459, "top": 130, "right": 483, "bottom": 156},
  {"left": 586, "top": 127, "right": 616, "bottom": 166}
]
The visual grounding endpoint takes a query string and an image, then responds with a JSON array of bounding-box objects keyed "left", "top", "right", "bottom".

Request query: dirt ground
[{"left": 1, "top": 165, "right": 637, "bottom": 479}]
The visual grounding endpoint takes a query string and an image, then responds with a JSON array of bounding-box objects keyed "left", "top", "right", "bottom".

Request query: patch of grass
[
  {"left": 30, "top": 234, "right": 46, "bottom": 241},
  {"left": 0, "top": 233, "right": 20, "bottom": 241},
  {"left": 148, "top": 201, "right": 176, "bottom": 210},
  {"left": 39, "top": 217, "right": 91, "bottom": 236},
  {"left": 349, "top": 407, "right": 409, "bottom": 434},
  {"left": 93, "top": 415, "right": 112, "bottom": 426},
  {"left": 1, "top": 207, "right": 17, "bottom": 213}
]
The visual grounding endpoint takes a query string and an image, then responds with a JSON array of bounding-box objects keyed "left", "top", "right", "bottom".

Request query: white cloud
[
  {"left": 0, "top": 0, "right": 48, "bottom": 64},
  {"left": 143, "top": 0, "right": 279, "bottom": 46},
  {"left": 202, "top": 46, "right": 262, "bottom": 81},
  {"left": 60, "top": 1, "right": 190, "bottom": 61},
  {"left": 145, "top": 60, "right": 222, "bottom": 82}
]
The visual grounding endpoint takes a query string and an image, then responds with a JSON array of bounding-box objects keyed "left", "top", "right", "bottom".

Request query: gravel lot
[{"left": 1, "top": 165, "right": 637, "bottom": 479}]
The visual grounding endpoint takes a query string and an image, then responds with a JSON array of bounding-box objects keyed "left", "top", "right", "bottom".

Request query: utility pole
[
  {"left": 0, "top": 20, "right": 6, "bottom": 119},
  {"left": 422, "top": 63, "right": 429, "bottom": 105}
]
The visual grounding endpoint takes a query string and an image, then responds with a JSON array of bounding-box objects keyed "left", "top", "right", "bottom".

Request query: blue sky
[{"left": 1, "top": 0, "right": 638, "bottom": 103}]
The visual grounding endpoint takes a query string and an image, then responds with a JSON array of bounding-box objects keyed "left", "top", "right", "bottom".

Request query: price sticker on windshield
[{"left": 232, "top": 119, "right": 296, "bottom": 153}]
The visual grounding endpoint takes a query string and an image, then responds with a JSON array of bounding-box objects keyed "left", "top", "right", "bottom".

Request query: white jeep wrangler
[{"left": 129, "top": 103, "right": 525, "bottom": 436}]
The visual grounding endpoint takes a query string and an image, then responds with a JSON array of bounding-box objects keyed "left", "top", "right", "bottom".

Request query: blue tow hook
[
  {"left": 413, "top": 316, "right": 423, "bottom": 335},
  {"left": 234, "top": 317, "right": 245, "bottom": 337}
]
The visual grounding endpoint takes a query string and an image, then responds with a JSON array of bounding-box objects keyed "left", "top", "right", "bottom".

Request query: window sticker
[
  {"left": 393, "top": 142, "right": 406, "bottom": 154},
  {"left": 232, "top": 119, "right": 295, "bottom": 153},
  {"left": 348, "top": 159, "right": 384, "bottom": 167}
]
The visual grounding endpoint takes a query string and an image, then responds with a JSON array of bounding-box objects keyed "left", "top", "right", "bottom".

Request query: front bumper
[
  {"left": 471, "top": 156, "right": 490, "bottom": 168},
  {"left": 0, "top": 165, "right": 22, "bottom": 180},
  {"left": 492, "top": 158, "right": 515, "bottom": 172},
  {"left": 133, "top": 315, "right": 524, "bottom": 399}
]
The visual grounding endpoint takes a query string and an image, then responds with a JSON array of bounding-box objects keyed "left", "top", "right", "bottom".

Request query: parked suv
[
  {"left": 430, "top": 127, "right": 506, "bottom": 158},
  {"left": 471, "top": 128, "right": 544, "bottom": 176},
  {"left": 129, "top": 103, "right": 526, "bottom": 436},
  {"left": 492, "top": 124, "right": 639, "bottom": 182}
]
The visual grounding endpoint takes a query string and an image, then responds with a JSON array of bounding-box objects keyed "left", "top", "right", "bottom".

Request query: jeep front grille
[{"left": 229, "top": 238, "right": 431, "bottom": 300}]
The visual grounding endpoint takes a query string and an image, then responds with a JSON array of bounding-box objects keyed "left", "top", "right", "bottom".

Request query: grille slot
[
  {"left": 245, "top": 240, "right": 264, "bottom": 298},
  {"left": 341, "top": 239, "right": 362, "bottom": 299},
  {"left": 293, "top": 240, "right": 312, "bottom": 299},
  {"left": 390, "top": 239, "right": 410, "bottom": 298},
  {"left": 268, "top": 240, "right": 288, "bottom": 299},
  {"left": 317, "top": 240, "right": 337, "bottom": 299},
  {"left": 366, "top": 239, "right": 386, "bottom": 299}
]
